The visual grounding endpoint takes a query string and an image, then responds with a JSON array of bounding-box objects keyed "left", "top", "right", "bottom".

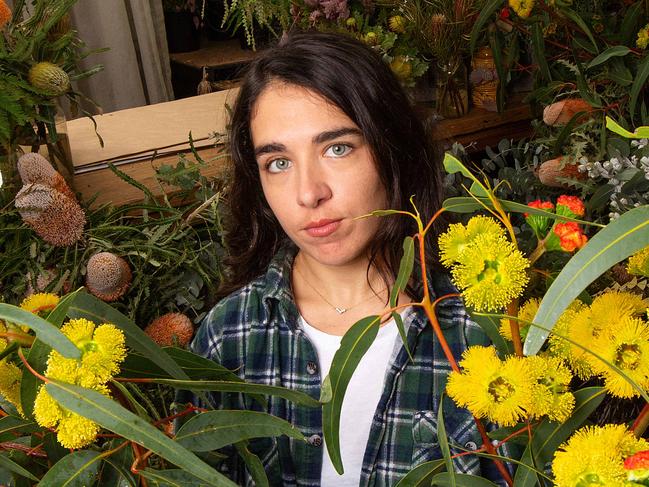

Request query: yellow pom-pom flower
[
  {"left": 552, "top": 424, "right": 649, "bottom": 487},
  {"left": 0, "top": 360, "right": 23, "bottom": 416},
  {"left": 548, "top": 300, "right": 588, "bottom": 362},
  {"left": 637, "top": 23, "right": 649, "bottom": 50},
  {"left": 508, "top": 0, "right": 534, "bottom": 18},
  {"left": 499, "top": 298, "right": 540, "bottom": 341},
  {"left": 438, "top": 216, "right": 505, "bottom": 267},
  {"left": 451, "top": 233, "right": 530, "bottom": 312},
  {"left": 447, "top": 346, "right": 534, "bottom": 426},
  {"left": 19, "top": 292, "right": 59, "bottom": 316},
  {"left": 526, "top": 355, "right": 574, "bottom": 423},
  {"left": 628, "top": 246, "right": 649, "bottom": 277},
  {"left": 590, "top": 316, "right": 649, "bottom": 399}
]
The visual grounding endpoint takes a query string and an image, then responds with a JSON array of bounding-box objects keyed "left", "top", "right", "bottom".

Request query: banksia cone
[
  {"left": 25, "top": 269, "right": 71, "bottom": 296},
  {"left": 543, "top": 98, "right": 593, "bottom": 126},
  {"left": 0, "top": 1, "right": 11, "bottom": 28},
  {"left": 17, "top": 153, "right": 75, "bottom": 200},
  {"left": 28, "top": 62, "right": 70, "bottom": 96},
  {"left": 537, "top": 157, "right": 584, "bottom": 188},
  {"left": 15, "top": 184, "right": 85, "bottom": 246},
  {"left": 144, "top": 312, "right": 194, "bottom": 347},
  {"left": 86, "top": 252, "right": 132, "bottom": 302}
]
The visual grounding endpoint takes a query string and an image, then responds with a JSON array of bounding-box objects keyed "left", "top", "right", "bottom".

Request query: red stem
[
  {"left": 17, "top": 348, "right": 48, "bottom": 382},
  {"left": 632, "top": 403, "right": 649, "bottom": 438}
]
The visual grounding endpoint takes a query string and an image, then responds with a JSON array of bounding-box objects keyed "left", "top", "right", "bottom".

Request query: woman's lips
[{"left": 304, "top": 219, "right": 342, "bottom": 237}]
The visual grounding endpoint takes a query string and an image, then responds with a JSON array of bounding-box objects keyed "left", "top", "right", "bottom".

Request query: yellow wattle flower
[
  {"left": 0, "top": 360, "right": 24, "bottom": 416},
  {"left": 552, "top": 424, "right": 649, "bottom": 487},
  {"left": 438, "top": 215, "right": 505, "bottom": 267},
  {"left": 628, "top": 245, "right": 649, "bottom": 276},
  {"left": 526, "top": 355, "right": 574, "bottom": 423},
  {"left": 590, "top": 316, "right": 649, "bottom": 399},
  {"left": 637, "top": 23, "right": 649, "bottom": 50},
  {"left": 446, "top": 346, "right": 534, "bottom": 426},
  {"left": 548, "top": 300, "right": 588, "bottom": 361},
  {"left": 451, "top": 233, "right": 530, "bottom": 312},
  {"left": 508, "top": 0, "right": 534, "bottom": 18},
  {"left": 499, "top": 297, "right": 540, "bottom": 341},
  {"left": 19, "top": 292, "right": 59, "bottom": 316}
]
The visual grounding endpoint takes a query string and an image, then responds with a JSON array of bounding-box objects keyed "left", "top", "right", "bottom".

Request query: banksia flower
[
  {"left": 27, "top": 62, "right": 70, "bottom": 96},
  {"left": 145, "top": 312, "right": 194, "bottom": 347},
  {"left": 552, "top": 424, "right": 649, "bottom": 487},
  {"left": 86, "top": 252, "right": 132, "bottom": 302},
  {"left": 17, "top": 152, "right": 75, "bottom": 200},
  {"left": 15, "top": 183, "right": 85, "bottom": 246},
  {"left": 447, "top": 346, "right": 534, "bottom": 426},
  {"left": 388, "top": 15, "right": 406, "bottom": 33},
  {"left": 637, "top": 24, "right": 649, "bottom": 50},
  {"left": 0, "top": 0, "right": 11, "bottom": 28},
  {"left": 537, "top": 157, "right": 584, "bottom": 188},
  {"left": 25, "top": 268, "right": 71, "bottom": 296},
  {"left": 543, "top": 98, "right": 593, "bottom": 126}
]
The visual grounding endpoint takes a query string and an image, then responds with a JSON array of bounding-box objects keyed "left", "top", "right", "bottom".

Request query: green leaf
[
  {"left": 531, "top": 23, "right": 551, "bottom": 82},
  {"left": 322, "top": 315, "right": 381, "bottom": 474},
  {"left": 437, "top": 395, "right": 456, "bottom": 487},
  {"left": 0, "top": 452, "right": 39, "bottom": 482},
  {"left": 524, "top": 205, "right": 649, "bottom": 355},
  {"left": 0, "top": 416, "right": 38, "bottom": 442},
  {"left": 431, "top": 473, "right": 499, "bottom": 486},
  {"left": 587, "top": 46, "right": 630, "bottom": 70},
  {"left": 68, "top": 292, "right": 189, "bottom": 380},
  {"left": 621, "top": 1, "right": 644, "bottom": 46},
  {"left": 630, "top": 55, "right": 649, "bottom": 120},
  {"left": 391, "top": 236, "right": 415, "bottom": 361},
  {"left": 175, "top": 410, "right": 305, "bottom": 451},
  {"left": 20, "top": 338, "right": 50, "bottom": 420},
  {"left": 138, "top": 468, "right": 206, "bottom": 486},
  {"left": 561, "top": 8, "right": 598, "bottom": 54},
  {"left": 45, "top": 381, "right": 237, "bottom": 487},
  {"left": 513, "top": 387, "right": 605, "bottom": 486},
  {"left": 443, "top": 153, "right": 474, "bottom": 179},
  {"left": 467, "top": 310, "right": 513, "bottom": 358},
  {"left": 235, "top": 441, "right": 269, "bottom": 487},
  {"left": 99, "top": 439, "right": 137, "bottom": 487},
  {"left": 0, "top": 304, "right": 79, "bottom": 359},
  {"left": 134, "top": 378, "right": 320, "bottom": 407},
  {"left": 606, "top": 116, "right": 649, "bottom": 139},
  {"left": 395, "top": 460, "right": 446, "bottom": 487},
  {"left": 468, "top": 0, "right": 503, "bottom": 55},
  {"left": 38, "top": 450, "right": 101, "bottom": 487}
]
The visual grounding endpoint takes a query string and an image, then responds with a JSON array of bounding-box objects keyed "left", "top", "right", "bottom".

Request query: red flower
[
  {"left": 524, "top": 199, "right": 554, "bottom": 218},
  {"left": 554, "top": 222, "right": 587, "bottom": 252},
  {"left": 556, "top": 195, "right": 585, "bottom": 217},
  {"left": 499, "top": 7, "right": 510, "bottom": 20},
  {"left": 624, "top": 450, "right": 649, "bottom": 470}
]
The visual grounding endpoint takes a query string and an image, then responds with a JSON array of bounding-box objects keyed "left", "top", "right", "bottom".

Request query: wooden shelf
[{"left": 169, "top": 39, "right": 258, "bottom": 70}]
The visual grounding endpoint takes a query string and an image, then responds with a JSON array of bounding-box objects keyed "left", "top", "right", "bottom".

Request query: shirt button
[
  {"left": 465, "top": 441, "right": 478, "bottom": 451},
  {"left": 306, "top": 361, "right": 318, "bottom": 375},
  {"left": 308, "top": 434, "right": 322, "bottom": 447}
]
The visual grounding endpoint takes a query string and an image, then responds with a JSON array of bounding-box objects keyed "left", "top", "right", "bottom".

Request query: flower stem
[
  {"left": 507, "top": 299, "right": 523, "bottom": 357},
  {"left": 632, "top": 403, "right": 649, "bottom": 437}
]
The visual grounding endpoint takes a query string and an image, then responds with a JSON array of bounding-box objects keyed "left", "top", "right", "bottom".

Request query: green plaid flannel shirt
[{"left": 189, "top": 246, "right": 512, "bottom": 486}]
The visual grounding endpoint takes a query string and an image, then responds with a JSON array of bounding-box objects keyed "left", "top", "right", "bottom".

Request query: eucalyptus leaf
[
  {"left": 0, "top": 416, "right": 38, "bottom": 442},
  {"left": 468, "top": 0, "right": 503, "bottom": 55},
  {"left": 391, "top": 237, "right": 415, "bottom": 360},
  {"left": 0, "top": 452, "right": 38, "bottom": 482},
  {"left": 630, "top": 55, "right": 649, "bottom": 120},
  {"left": 437, "top": 395, "right": 456, "bottom": 487},
  {"left": 235, "top": 441, "right": 269, "bottom": 487},
  {"left": 138, "top": 468, "right": 207, "bottom": 487},
  {"left": 394, "top": 459, "right": 446, "bottom": 487},
  {"left": 431, "top": 473, "right": 499, "bottom": 486},
  {"left": 587, "top": 46, "right": 630, "bottom": 70},
  {"left": 45, "top": 381, "right": 237, "bottom": 487},
  {"left": 561, "top": 8, "right": 598, "bottom": 54},
  {"left": 37, "top": 450, "right": 101, "bottom": 487},
  {"left": 525, "top": 205, "right": 649, "bottom": 355}
]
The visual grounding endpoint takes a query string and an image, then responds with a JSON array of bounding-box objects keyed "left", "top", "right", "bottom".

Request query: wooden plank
[{"left": 169, "top": 39, "right": 258, "bottom": 70}]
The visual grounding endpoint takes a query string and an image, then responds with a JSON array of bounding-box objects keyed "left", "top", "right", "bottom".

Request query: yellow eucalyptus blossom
[
  {"left": 552, "top": 424, "right": 649, "bottom": 487},
  {"left": 590, "top": 316, "right": 649, "bottom": 399},
  {"left": 451, "top": 233, "right": 530, "bottom": 312},
  {"left": 628, "top": 245, "right": 649, "bottom": 276},
  {"left": 548, "top": 300, "right": 588, "bottom": 361},
  {"left": 590, "top": 291, "right": 647, "bottom": 325},
  {"left": 19, "top": 292, "right": 59, "bottom": 316},
  {"left": 499, "top": 298, "right": 540, "bottom": 341},
  {"left": 438, "top": 216, "right": 505, "bottom": 267},
  {"left": 508, "top": 0, "right": 534, "bottom": 18},
  {"left": 447, "top": 346, "right": 534, "bottom": 426},
  {"left": 0, "top": 360, "right": 23, "bottom": 416},
  {"left": 526, "top": 355, "right": 574, "bottom": 422},
  {"left": 637, "top": 24, "right": 649, "bottom": 50}
]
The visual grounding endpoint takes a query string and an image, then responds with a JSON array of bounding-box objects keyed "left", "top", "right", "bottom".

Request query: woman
[{"left": 189, "top": 31, "right": 509, "bottom": 486}]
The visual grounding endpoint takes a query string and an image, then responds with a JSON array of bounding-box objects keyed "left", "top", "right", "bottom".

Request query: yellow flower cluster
[
  {"left": 552, "top": 424, "right": 649, "bottom": 487},
  {"left": 438, "top": 216, "right": 529, "bottom": 311},
  {"left": 627, "top": 245, "right": 649, "bottom": 277},
  {"left": 446, "top": 346, "right": 574, "bottom": 426},
  {"left": 20, "top": 292, "right": 60, "bottom": 316},
  {"left": 549, "top": 291, "right": 649, "bottom": 398},
  {"left": 33, "top": 318, "right": 126, "bottom": 449},
  {"left": 0, "top": 335, "right": 23, "bottom": 416},
  {"left": 499, "top": 297, "right": 540, "bottom": 341},
  {"left": 637, "top": 23, "right": 649, "bottom": 50},
  {"left": 508, "top": 0, "right": 534, "bottom": 18}
]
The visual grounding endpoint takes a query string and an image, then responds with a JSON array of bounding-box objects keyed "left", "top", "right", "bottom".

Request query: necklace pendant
[{"left": 335, "top": 307, "right": 347, "bottom": 314}]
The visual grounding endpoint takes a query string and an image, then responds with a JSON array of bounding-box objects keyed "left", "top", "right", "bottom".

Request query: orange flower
[
  {"left": 556, "top": 195, "right": 585, "bottom": 217},
  {"left": 554, "top": 222, "right": 588, "bottom": 252},
  {"left": 524, "top": 199, "right": 554, "bottom": 217},
  {"left": 0, "top": 0, "right": 11, "bottom": 28},
  {"left": 543, "top": 98, "right": 593, "bottom": 126}
]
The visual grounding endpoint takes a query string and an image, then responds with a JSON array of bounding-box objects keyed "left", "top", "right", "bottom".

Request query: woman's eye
[
  {"left": 267, "top": 158, "right": 292, "bottom": 173},
  {"left": 325, "top": 144, "right": 351, "bottom": 157}
]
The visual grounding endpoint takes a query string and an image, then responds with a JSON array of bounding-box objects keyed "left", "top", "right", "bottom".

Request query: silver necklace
[{"left": 293, "top": 259, "right": 385, "bottom": 314}]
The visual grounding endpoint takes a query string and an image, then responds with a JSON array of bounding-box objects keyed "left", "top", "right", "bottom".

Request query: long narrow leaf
[
  {"left": 394, "top": 459, "right": 446, "bottom": 487},
  {"left": 45, "top": 381, "right": 237, "bottom": 487},
  {"left": 587, "top": 46, "right": 630, "bottom": 70},
  {"left": 437, "top": 395, "right": 456, "bottom": 487},
  {"left": 561, "top": 8, "right": 598, "bottom": 54},
  {"left": 0, "top": 452, "right": 39, "bottom": 482},
  {"left": 322, "top": 315, "right": 381, "bottom": 473},
  {"left": 37, "top": 450, "right": 101, "bottom": 487},
  {"left": 468, "top": 0, "right": 503, "bottom": 54},
  {"left": 630, "top": 55, "right": 649, "bottom": 120},
  {"left": 235, "top": 441, "right": 270, "bottom": 487},
  {"left": 0, "top": 304, "right": 79, "bottom": 358},
  {"left": 391, "top": 236, "right": 415, "bottom": 360},
  {"left": 525, "top": 205, "right": 649, "bottom": 355},
  {"left": 138, "top": 468, "right": 205, "bottom": 486}
]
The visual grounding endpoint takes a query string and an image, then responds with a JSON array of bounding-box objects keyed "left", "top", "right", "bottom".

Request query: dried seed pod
[
  {"left": 543, "top": 98, "right": 593, "bottom": 126},
  {"left": 15, "top": 184, "right": 85, "bottom": 246},
  {"left": 144, "top": 312, "right": 194, "bottom": 347},
  {"left": 537, "top": 157, "right": 584, "bottom": 188},
  {"left": 17, "top": 152, "right": 75, "bottom": 200},
  {"left": 85, "top": 252, "right": 132, "bottom": 302}
]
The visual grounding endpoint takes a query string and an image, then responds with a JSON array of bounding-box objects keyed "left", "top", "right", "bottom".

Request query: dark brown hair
[{"left": 219, "top": 30, "right": 445, "bottom": 299}]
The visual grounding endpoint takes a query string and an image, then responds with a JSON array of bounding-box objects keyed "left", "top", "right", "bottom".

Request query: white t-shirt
[{"left": 299, "top": 313, "right": 402, "bottom": 486}]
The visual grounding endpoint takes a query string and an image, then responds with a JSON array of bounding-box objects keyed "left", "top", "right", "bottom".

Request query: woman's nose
[{"left": 296, "top": 164, "right": 332, "bottom": 208}]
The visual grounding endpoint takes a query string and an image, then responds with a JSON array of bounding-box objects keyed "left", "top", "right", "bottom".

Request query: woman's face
[{"left": 250, "top": 82, "right": 388, "bottom": 268}]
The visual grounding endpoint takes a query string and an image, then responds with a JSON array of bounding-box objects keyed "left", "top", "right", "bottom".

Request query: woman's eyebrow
[
  {"left": 254, "top": 142, "right": 285, "bottom": 157},
  {"left": 313, "top": 127, "right": 363, "bottom": 144}
]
